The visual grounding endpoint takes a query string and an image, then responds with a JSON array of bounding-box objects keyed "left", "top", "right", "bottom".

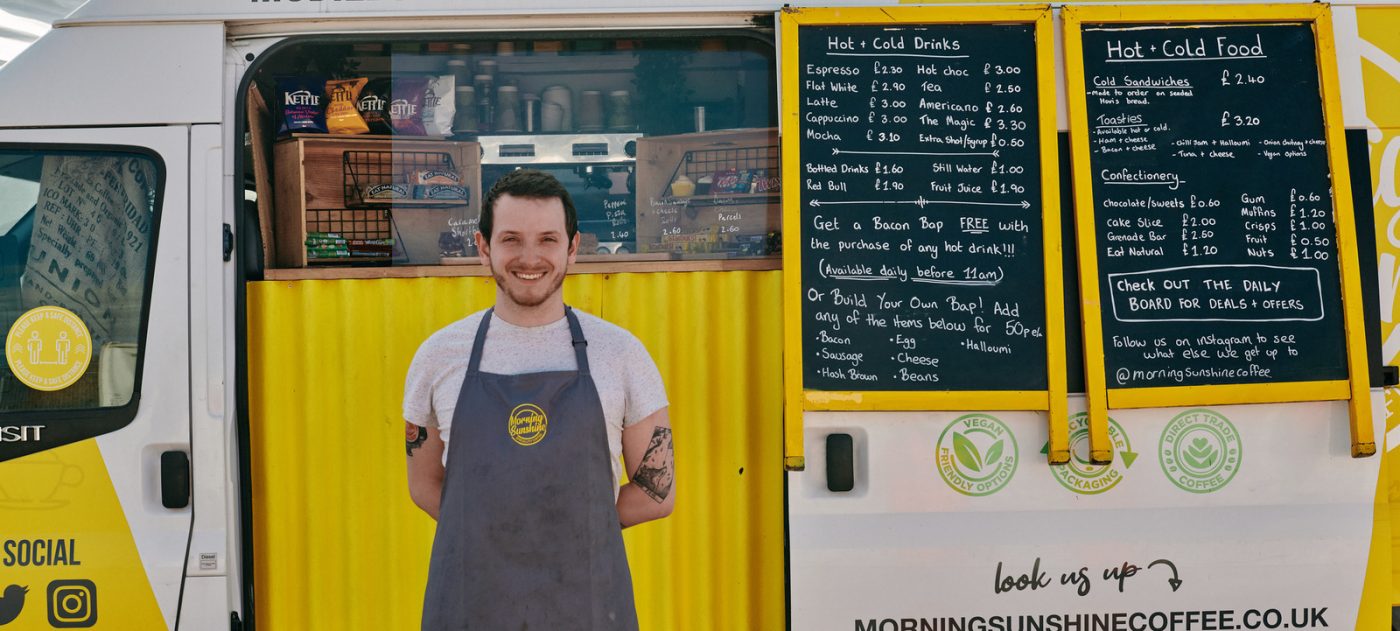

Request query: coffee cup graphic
[{"left": 0, "top": 452, "right": 83, "bottom": 508}]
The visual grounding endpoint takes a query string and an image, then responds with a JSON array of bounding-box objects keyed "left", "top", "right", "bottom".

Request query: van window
[
  {"left": 245, "top": 33, "right": 778, "bottom": 270},
  {"left": 0, "top": 149, "right": 159, "bottom": 412}
]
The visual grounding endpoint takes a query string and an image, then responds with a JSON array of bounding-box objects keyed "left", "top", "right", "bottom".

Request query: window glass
[
  {"left": 0, "top": 150, "right": 158, "bottom": 411},
  {"left": 247, "top": 32, "right": 778, "bottom": 268}
]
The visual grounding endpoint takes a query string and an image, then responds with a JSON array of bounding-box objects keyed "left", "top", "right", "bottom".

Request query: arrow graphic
[
  {"left": 833, "top": 148, "right": 1000, "bottom": 158},
  {"left": 810, "top": 198, "right": 1030, "bottom": 209},
  {"left": 1148, "top": 559, "right": 1182, "bottom": 592},
  {"left": 1120, "top": 449, "right": 1138, "bottom": 468}
]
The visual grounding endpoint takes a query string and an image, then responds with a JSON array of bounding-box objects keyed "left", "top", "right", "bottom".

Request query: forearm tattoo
[
  {"left": 406, "top": 423, "right": 427, "bottom": 457},
  {"left": 633, "top": 427, "right": 674, "bottom": 503}
]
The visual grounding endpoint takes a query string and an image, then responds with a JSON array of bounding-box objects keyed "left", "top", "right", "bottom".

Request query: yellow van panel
[
  {"left": 247, "top": 272, "right": 785, "bottom": 630},
  {"left": 1359, "top": 6, "right": 1400, "bottom": 609}
]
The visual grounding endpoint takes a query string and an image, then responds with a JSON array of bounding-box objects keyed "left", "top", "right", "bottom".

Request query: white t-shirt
[{"left": 403, "top": 308, "right": 668, "bottom": 491}]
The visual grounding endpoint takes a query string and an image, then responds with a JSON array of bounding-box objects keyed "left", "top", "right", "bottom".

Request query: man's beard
[{"left": 491, "top": 261, "right": 565, "bottom": 309}]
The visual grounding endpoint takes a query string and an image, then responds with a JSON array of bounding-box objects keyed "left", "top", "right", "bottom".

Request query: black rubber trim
[{"left": 0, "top": 143, "right": 165, "bottom": 463}]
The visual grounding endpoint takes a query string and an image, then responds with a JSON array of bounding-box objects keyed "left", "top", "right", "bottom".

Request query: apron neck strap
[
  {"left": 467, "top": 307, "right": 591, "bottom": 375},
  {"left": 466, "top": 308, "right": 494, "bottom": 376},
  {"left": 564, "top": 307, "right": 591, "bottom": 376}
]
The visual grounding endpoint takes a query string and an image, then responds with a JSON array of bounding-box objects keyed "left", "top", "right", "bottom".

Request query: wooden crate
[
  {"left": 272, "top": 135, "right": 481, "bottom": 267},
  {"left": 634, "top": 128, "right": 780, "bottom": 255}
]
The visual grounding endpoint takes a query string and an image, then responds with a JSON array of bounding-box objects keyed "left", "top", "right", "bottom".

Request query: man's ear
[
  {"left": 475, "top": 231, "right": 490, "bottom": 267},
  {"left": 567, "top": 231, "right": 580, "bottom": 264}
]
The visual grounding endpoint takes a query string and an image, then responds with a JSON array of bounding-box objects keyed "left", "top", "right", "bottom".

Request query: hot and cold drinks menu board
[
  {"left": 1070, "top": 19, "right": 1356, "bottom": 392},
  {"left": 792, "top": 15, "right": 1062, "bottom": 397}
]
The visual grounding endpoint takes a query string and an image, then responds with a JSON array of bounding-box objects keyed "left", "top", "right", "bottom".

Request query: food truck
[{"left": 0, "top": 0, "right": 1397, "bottom": 629}]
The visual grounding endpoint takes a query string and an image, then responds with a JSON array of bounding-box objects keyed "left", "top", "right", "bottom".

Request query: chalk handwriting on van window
[
  {"left": 798, "top": 23, "right": 1049, "bottom": 391},
  {"left": 993, "top": 557, "right": 1183, "bottom": 597},
  {"left": 1080, "top": 22, "right": 1347, "bottom": 388},
  {"left": 1104, "top": 35, "right": 1267, "bottom": 62}
]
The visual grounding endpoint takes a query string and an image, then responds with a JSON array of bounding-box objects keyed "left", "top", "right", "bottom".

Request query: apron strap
[
  {"left": 564, "top": 307, "right": 591, "bottom": 376},
  {"left": 466, "top": 308, "right": 494, "bottom": 376}
]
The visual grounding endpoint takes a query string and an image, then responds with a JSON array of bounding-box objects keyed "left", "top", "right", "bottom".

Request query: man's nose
[{"left": 519, "top": 242, "right": 546, "bottom": 262}]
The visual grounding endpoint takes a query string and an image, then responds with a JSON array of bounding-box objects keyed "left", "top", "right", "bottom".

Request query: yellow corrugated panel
[
  {"left": 248, "top": 271, "right": 785, "bottom": 630},
  {"left": 1359, "top": 7, "right": 1400, "bottom": 606}
]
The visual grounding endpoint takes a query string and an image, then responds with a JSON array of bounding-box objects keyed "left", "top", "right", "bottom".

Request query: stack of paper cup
[
  {"left": 577, "top": 90, "right": 604, "bottom": 132},
  {"left": 541, "top": 85, "right": 572, "bottom": 132}
]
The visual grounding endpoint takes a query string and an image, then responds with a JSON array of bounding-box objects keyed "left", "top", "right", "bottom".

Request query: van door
[{"left": 0, "top": 126, "right": 190, "bottom": 630}]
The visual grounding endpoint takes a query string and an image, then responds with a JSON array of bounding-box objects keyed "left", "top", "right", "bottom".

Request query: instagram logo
[{"left": 46, "top": 580, "right": 96, "bottom": 628}]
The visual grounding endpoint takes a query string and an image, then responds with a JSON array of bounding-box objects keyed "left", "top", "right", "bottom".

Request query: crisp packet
[
  {"left": 326, "top": 78, "right": 370, "bottom": 134},
  {"left": 389, "top": 77, "right": 430, "bottom": 136},
  {"left": 276, "top": 76, "right": 327, "bottom": 135}
]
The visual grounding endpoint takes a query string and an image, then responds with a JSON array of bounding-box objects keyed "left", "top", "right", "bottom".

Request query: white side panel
[
  {"left": 66, "top": 0, "right": 781, "bottom": 22},
  {"left": 56, "top": 0, "right": 1340, "bottom": 25},
  {"left": 0, "top": 23, "right": 224, "bottom": 127},
  {"left": 176, "top": 576, "right": 231, "bottom": 630},
  {"left": 0, "top": 125, "right": 197, "bottom": 631},
  {"left": 187, "top": 123, "right": 233, "bottom": 605},
  {"left": 83, "top": 126, "right": 191, "bottom": 631},
  {"left": 790, "top": 395, "right": 1384, "bottom": 631}
]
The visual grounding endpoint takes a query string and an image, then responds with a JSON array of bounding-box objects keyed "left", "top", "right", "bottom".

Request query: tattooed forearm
[
  {"left": 406, "top": 423, "right": 427, "bottom": 457},
  {"left": 632, "top": 427, "right": 674, "bottom": 503}
]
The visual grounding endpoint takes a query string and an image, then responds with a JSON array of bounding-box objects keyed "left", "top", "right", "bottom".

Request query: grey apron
[{"left": 421, "top": 307, "right": 639, "bottom": 631}]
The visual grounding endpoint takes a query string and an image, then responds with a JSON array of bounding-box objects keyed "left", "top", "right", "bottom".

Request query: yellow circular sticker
[
  {"left": 6, "top": 306, "right": 93, "bottom": 392},
  {"left": 508, "top": 403, "right": 548, "bottom": 446}
]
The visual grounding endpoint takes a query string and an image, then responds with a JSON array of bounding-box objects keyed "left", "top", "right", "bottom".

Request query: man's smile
[{"left": 514, "top": 271, "right": 545, "bottom": 280}]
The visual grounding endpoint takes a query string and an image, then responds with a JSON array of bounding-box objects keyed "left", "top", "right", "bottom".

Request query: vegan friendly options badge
[
  {"left": 937, "top": 413, "right": 1019, "bottom": 496},
  {"left": 6, "top": 306, "right": 92, "bottom": 392}
]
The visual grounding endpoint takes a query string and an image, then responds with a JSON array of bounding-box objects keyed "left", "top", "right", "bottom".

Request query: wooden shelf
[
  {"left": 306, "top": 256, "right": 392, "bottom": 265},
  {"left": 663, "top": 192, "right": 780, "bottom": 208},
  {"left": 349, "top": 199, "right": 468, "bottom": 208},
  {"left": 262, "top": 256, "right": 781, "bottom": 281}
]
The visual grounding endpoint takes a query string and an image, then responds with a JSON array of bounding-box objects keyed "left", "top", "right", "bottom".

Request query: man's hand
[
  {"left": 406, "top": 422, "right": 445, "bottom": 520},
  {"left": 617, "top": 408, "right": 675, "bottom": 528}
]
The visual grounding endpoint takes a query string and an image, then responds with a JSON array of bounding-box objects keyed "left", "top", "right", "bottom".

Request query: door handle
[
  {"left": 826, "top": 433, "right": 854, "bottom": 493},
  {"left": 160, "top": 450, "right": 190, "bottom": 509}
]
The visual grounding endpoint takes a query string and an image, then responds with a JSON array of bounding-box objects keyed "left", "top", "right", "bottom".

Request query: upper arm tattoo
[
  {"left": 632, "top": 426, "right": 674, "bottom": 503},
  {"left": 406, "top": 423, "right": 427, "bottom": 457}
]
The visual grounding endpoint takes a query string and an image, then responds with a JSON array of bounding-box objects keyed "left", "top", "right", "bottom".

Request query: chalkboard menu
[
  {"left": 1075, "top": 22, "right": 1348, "bottom": 390},
  {"left": 797, "top": 23, "right": 1053, "bottom": 392}
]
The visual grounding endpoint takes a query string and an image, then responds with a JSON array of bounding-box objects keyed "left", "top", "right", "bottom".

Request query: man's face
[{"left": 477, "top": 194, "right": 578, "bottom": 311}]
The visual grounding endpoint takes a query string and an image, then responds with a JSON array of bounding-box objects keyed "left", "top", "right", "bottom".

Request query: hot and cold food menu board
[
  {"left": 798, "top": 24, "right": 1050, "bottom": 391},
  {"left": 1077, "top": 22, "right": 1348, "bottom": 390}
]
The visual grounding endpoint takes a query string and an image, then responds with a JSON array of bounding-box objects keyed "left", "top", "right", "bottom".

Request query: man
[{"left": 403, "top": 169, "right": 674, "bottom": 630}]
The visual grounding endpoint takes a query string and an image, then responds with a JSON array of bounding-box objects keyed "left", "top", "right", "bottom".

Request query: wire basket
[
  {"left": 343, "top": 149, "right": 460, "bottom": 207},
  {"left": 661, "top": 144, "right": 781, "bottom": 205}
]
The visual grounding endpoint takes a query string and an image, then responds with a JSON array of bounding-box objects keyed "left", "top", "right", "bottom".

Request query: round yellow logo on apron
[
  {"left": 508, "top": 403, "right": 548, "bottom": 446},
  {"left": 6, "top": 306, "right": 93, "bottom": 392}
]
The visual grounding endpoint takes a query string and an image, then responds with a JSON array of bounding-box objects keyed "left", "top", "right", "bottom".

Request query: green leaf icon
[
  {"left": 984, "top": 440, "right": 1004, "bottom": 466},
  {"left": 953, "top": 432, "right": 983, "bottom": 472},
  {"left": 1182, "top": 437, "right": 1218, "bottom": 469}
]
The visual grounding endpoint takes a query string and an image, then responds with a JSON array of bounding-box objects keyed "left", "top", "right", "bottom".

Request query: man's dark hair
[{"left": 480, "top": 169, "right": 578, "bottom": 241}]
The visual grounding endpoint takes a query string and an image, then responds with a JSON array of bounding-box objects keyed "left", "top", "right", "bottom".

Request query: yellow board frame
[
  {"left": 1062, "top": 4, "right": 1374, "bottom": 462},
  {"left": 781, "top": 5, "right": 1068, "bottom": 470}
]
